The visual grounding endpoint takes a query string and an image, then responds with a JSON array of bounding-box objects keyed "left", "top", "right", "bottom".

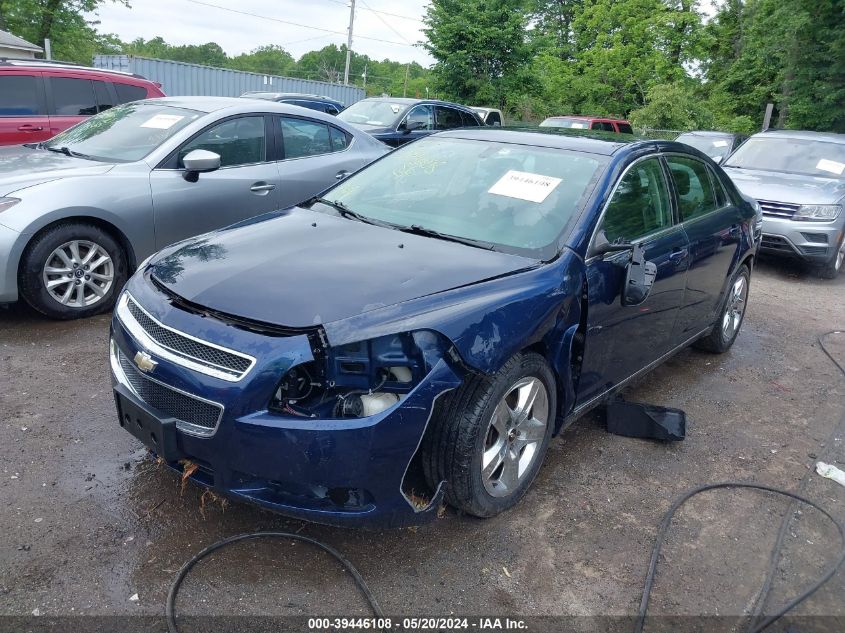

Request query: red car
[
  {"left": 0, "top": 59, "right": 165, "bottom": 146},
  {"left": 539, "top": 115, "right": 633, "bottom": 134}
]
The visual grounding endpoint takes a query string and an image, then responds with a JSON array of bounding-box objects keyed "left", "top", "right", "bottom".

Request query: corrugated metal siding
[{"left": 93, "top": 55, "right": 365, "bottom": 106}]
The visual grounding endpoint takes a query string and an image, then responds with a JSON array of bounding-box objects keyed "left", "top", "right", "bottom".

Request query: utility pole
[
  {"left": 343, "top": 0, "right": 356, "bottom": 85},
  {"left": 403, "top": 62, "right": 409, "bottom": 97},
  {"left": 362, "top": 63, "right": 367, "bottom": 89}
]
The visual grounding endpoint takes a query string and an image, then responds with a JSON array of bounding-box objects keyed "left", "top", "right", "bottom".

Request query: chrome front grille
[
  {"left": 758, "top": 199, "right": 800, "bottom": 218},
  {"left": 116, "top": 347, "right": 222, "bottom": 436},
  {"left": 116, "top": 294, "right": 255, "bottom": 382}
]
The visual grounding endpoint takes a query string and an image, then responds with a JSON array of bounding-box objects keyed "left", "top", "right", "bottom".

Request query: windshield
[
  {"left": 724, "top": 136, "right": 845, "bottom": 178},
  {"left": 320, "top": 137, "right": 607, "bottom": 258},
  {"left": 540, "top": 117, "right": 590, "bottom": 130},
  {"left": 676, "top": 134, "right": 734, "bottom": 160},
  {"left": 43, "top": 103, "right": 202, "bottom": 162},
  {"left": 337, "top": 100, "right": 406, "bottom": 127}
]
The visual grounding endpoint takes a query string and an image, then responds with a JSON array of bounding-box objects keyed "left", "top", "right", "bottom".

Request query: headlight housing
[
  {"left": 269, "top": 330, "right": 450, "bottom": 419},
  {"left": 0, "top": 197, "right": 20, "bottom": 214},
  {"left": 793, "top": 204, "right": 842, "bottom": 222}
]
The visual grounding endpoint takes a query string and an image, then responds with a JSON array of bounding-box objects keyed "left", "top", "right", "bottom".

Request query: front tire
[
  {"left": 421, "top": 352, "right": 556, "bottom": 518},
  {"left": 817, "top": 235, "right": 844, "bottom": 279},
  {"left": 19, "top": 222, "right": 127, "bottom": 320},
  {"left": 695, "top": 264, "right": 750, "bottom": 353}
]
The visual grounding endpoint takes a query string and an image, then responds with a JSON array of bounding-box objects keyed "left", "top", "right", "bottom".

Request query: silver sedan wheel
[
  {"left": 481, "top": 377, "right": 549, "bottom": 498},
  {"left": 835, "top": 239, "right": 845, "bottom": 272},
  {"left": 42, "top": 240, "right": 114, "bottom": 308},
  {"left": 722, "top": 274, "right": 748, "bottom": 340}
]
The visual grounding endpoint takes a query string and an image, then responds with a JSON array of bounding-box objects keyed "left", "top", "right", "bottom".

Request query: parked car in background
[
  {"left": 540, "top": 115, "right": 633, "bottom": 134},
  {"left": 240, "top": 91, "right": 344, "bottom": 116},
  {"left": 0, "top": 96, "right": 388, "bottom": 319},
  {"left": 337, "top": 97, "right": 482, "bottom": 147},
  {"left": 0, "top": 59, "right": 164, "bottom": 146},
  {"left": 722, "top": 130, "right": 845, "bottom": 278},
  {"left": 675, "top": 131, "right": 747, "bottom": 164},
  {"left": 111, "top": 129, "right": 757, "bottom": 527},
  {"left": 471, "top": 106, "right": 503, "bottom": 126}
]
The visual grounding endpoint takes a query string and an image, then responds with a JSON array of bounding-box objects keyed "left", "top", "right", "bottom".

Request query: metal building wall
[{"left": 93, "top": 55, "right": 366, "bottom": 106}]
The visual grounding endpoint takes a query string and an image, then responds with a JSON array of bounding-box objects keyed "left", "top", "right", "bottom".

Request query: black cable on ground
[
  {"left": 166, "top": 531, "right": 384, "bottom": 633},
  {"left": 167, "top": 331, "right": 845, "bottom": 633},
  {"left": 635, "top": 483, "right": 845, "bottom": 633}
]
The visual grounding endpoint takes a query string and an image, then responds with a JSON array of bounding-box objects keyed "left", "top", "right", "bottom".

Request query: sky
[{"left": 86, "top": 0, "right": 434, "bottom": 65}]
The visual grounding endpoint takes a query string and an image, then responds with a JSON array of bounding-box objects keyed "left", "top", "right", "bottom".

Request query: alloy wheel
[
  {"left": 721, "top": 275, "right": 748, "bottom": 340},
  {"left": 481, "top": 377, "right": 549, "bottom": 498},
  {"left": 42, "top": 240, "right": 114, "bottom": 308},
  {"left": 835, "top": 239, "right": 845, "bottom": 272}
]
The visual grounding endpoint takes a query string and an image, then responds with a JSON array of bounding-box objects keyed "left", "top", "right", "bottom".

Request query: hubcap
[
  {"left": 481, "top": 377, "right": 549, "bottom": 498},
  {"left": 42, "top": 240, "right": 114, "bottom": 308},
  {"left": 721, "top": 275, "right": 748, "bottom": 340}
]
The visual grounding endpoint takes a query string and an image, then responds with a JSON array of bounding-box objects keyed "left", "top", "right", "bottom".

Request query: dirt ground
[{"left": 1, "top": 256, "right": 844, "bottom": 633}]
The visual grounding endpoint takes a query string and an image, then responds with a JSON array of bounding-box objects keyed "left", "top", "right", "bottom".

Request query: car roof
[
  {"left": 544, "top": 115, "right": 630, "bottom": 123},
  {"left": 358, "top": 96, "right": 476, "bottom": 111},
  {"left": 241, "top": 92, "right": 342, "bottom": 103},
  {"left": 435, "top": 127, "right": 645, "bottom": 155},
  {"left": 756, "top": 129, "right": 845, "bottom": 143},
  {"left": 0, "top": 58, "right": 149, "bottom": 81},
  {"left": 137, "top": 96, "right": 350, "bottom": 118},
  {"left": 676, "top": 130, "right": 736, "bottom": 137}
]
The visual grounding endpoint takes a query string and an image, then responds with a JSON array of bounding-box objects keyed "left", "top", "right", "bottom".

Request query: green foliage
[{"left": 628, "top": 82, "right": 714, "bottom": 130}]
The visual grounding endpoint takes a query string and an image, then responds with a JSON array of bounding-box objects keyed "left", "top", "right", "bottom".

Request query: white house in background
[{"left": 0, "top": 30, "right": 43, "bottom": 59}]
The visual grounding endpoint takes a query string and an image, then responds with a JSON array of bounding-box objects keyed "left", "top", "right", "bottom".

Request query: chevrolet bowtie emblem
[{"left": 134, "top": 351, "right": 158, "bottom": 373}]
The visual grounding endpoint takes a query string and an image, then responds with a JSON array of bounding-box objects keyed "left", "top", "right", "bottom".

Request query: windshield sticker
[
  {"left": 571, "top": 122, "right": 587, "bottom": 129},
  {"left": 140, "top": 114, "right": 185, "bottom": 129},
  {"left": 712, "top": 140, "right": 729, "bottom": 147},
  {"left": 390, "top": 104, "right": 401, "bottom": 114},
  {"left": 488, "top": 170, "right": 562, "bottom": 203},
  {"left": 816, "top": 158, "right": 845, "bottom": 175}
]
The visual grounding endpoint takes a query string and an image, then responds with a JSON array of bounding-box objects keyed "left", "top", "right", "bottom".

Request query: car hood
[
  {"left": 723, "top": 166, "right": 845, "bottom": 205},
  {"left": 149, "top": 206, "right": 537, "bottom": 328},
  {"left": 0, "top": 145, "right": 114, "bottom": 195}
]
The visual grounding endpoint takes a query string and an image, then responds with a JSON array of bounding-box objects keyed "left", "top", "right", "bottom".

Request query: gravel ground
[{"left": 1, "top": 257, "right": 844, "bottom": 633}]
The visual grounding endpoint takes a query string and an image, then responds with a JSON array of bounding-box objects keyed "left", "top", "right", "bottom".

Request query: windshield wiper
[
  {"left": 45, "top": 145, "right": 94, "bottom": 160},
  {"left": 398, "top": 224, "right": 496, "bottom": 250},
  {"left": 307, "top": 197, "right": 389, "bottom": 227}
]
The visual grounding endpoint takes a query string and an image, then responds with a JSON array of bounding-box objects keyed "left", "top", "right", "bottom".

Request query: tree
[
  {"left": 227, "top": 45, "right": 295, "bottom": 77},
  {"left": 422, "top": 0, "right": 534, "bottom": 107},
  {"left": 0, "top": 0, "right": 127, "bottom": 64},
  {"left": 628, "top": 81, "right": 714, "bottom": 130}
]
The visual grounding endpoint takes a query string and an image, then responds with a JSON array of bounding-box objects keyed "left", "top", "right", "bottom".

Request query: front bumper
[
  {"left": 0, "top": 222, "right": 25, "bottom": 303},
  {"left": 109, "top": 277, "right": 461, "bottom": 528},
  {"left": 760, "top": 215, "right": 844, "bottom": 263}
]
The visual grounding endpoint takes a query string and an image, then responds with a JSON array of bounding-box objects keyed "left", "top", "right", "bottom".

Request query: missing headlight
[{"left": 269, "top": 331, "right": 448, "bottom": 419}]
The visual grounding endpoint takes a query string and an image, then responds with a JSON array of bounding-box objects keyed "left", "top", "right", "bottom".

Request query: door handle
[
  {"left": 17, "top": 124, "right": 44, "bottom": 131},
  {"left": 250, "top": 183, "right": 276, "bottom": 193},
  {"left": 729, "top": 224, "right": 742, "bottom": 237},
  {"left": 335, "top": 170, "right": 350, "bottom": 180},
  {"left": 669, "top": 248, "right": 688, "bottom": 262}
]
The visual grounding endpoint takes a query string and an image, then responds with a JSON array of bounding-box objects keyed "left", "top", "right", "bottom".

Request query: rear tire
[
  {"left": 695, "top": 264, "right": 750, "bottom": 353},
  {"left": 19, "top": 222, "right": 127, "bottom": 320},
  {"left": 421, "top": 352, "right": 556, "bottom": 518},
  {"left": 817, "top": 235, "right": 844, "bottom": 279}
]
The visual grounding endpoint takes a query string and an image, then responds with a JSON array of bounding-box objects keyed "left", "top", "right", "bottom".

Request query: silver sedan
[{"left": 0, "top": 97, "right": 388, "bottom": 319}]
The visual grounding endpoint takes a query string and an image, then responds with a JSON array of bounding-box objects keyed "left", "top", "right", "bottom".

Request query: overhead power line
[
  {"left": 359, "top": 0, "right": 413, "bottom": 45},
  {"left": 320, "top": 0, "right": 424, "bottom": 23},
  {"left": 184, "top": 0, "right": 415, "bottom": 47}
]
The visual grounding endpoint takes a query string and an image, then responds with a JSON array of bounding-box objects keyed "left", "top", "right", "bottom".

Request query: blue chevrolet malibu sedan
[{"left": 110, "top": 129, "right": 759, "bottom": 527}]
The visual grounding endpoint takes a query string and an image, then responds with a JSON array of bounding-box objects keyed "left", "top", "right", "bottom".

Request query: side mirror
[
  {"left": 622, "top": 243, "right": 657, "bottom": 306},
  {"left": 403, "top": 120, "right": 426, "bottom": 133},
  {"left": 182, "top": 149, "right": 221, "bottom": 182}
]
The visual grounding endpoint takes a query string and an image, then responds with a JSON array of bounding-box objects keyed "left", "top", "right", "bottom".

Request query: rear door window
[
  {"left": 618, "top": 123, "right": 633, "bottom": 134},
  {"left": 280, "top": 116, "right": 332, "bottom": 158},
  {"left": 0, "top": 75, "right": 43, "bottom": 115},
  {"left": 114, "top": 82, "right": 149, "bottom": 104},
  {"left": 666, "top": 156, "right": 719, "bottom": 222},
  {"left": 434, "top": 106, "right": 463, "bottom": 130},
  {"left": 592, "top": 121, "right": 615, "bottom": 132},
  {"left": 93, "top": 81, "right": 116, "bottom": 112},
  {"left": 50, "top": 77, "right": 98, "bottom": 115}
]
